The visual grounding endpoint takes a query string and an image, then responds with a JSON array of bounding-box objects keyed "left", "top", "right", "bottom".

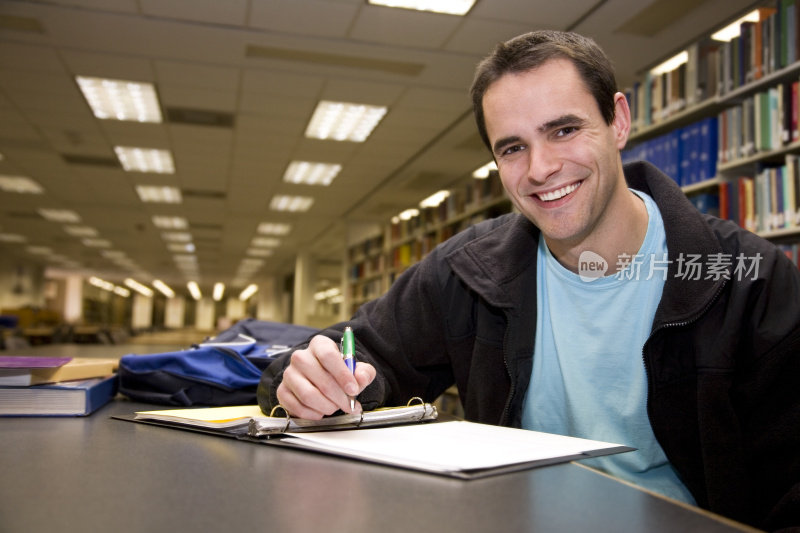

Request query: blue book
[{"left": 0, "top": 374, "right": 118, "bottom": 417}]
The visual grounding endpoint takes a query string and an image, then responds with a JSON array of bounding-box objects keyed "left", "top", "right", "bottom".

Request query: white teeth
[{"left": 537, "top": 182, "right": 580, "bottom": 202}]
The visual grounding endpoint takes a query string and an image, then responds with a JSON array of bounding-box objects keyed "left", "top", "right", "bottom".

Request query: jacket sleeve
[
  {"left": 738, "top": 246, "right": 800, "bottom": 531},
  {"left": 256, "top": 243, "right": 458, "bottom": 415}
]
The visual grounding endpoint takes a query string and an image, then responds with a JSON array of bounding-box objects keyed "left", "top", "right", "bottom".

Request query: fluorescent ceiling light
[
  {"left": 240, "top": 258, "right": 264, "bottom": 268},
  {"left": 136, "top": 185, "right": 182, "bottom": 204},
  {"left": 124, "top": 278, "right": 154, "bottom": 297},
  {"left": 27, "top": 246, "right": 52, "bottom": 255},
  {"left": 419, "top": 190, "right": 450, "bottom": 208},
  {"left": 239, "top": 284, "right": 258, "bottom": 301},
  {"left": 76, "top": 76, "right": 162, "bottom": 123},
  {"left": 396, "top": 208, "right": 419, "bottom": 221},
  {"left": 187, "top": 281, "right": 202, "bottom": 300},
  {"left": 651, "top": 51, "right": 689, "bottom": 76},
  {"left": 115, "top": 146, "right": 175, "bottom": 174},
  {"left": 167, "top": 243, "right": 195, "bottom": 253},
  {"left": 161, "top": 232, "right": 192, "bottom": 242},
  {"left": 152, "top": 279, "right": 175, "bottom": 298},
  {"left": 711, "top": 10, "right": 761, "bottom": 42},
  {"left": 0, "top": 234, "right": 26, "bottom": 243},
  {"left": 368, "top": 0, "right": 476, "bottom": 15},
  {"left": 89, "top": 276, "right": 115, "bottom": 291},
  {"left": 305, "top": 100, "right": 387, "bottom": 142},
  {"left": 101, "top": 250, "right": 127, "bottom": 259},
  {"left": 173, "top": 254, "right": 197, "bottom": 265},
  {"left": 238, "top": 259, "right": 264, "bottom": 275},
  {"left": 251, "top": 237, "right": 281, "bottom": 247},
  {"left": 213, "top": 282, "right": 225, "bottom": 302},
  {"left": 270, "top": 195, "right": 314, "bottom": 212},
  {"left": 257, "top": 222, "right": 291, "bottom": 235},
  {"left": 0, "top": 175, "right": 44, "bottom": 194},
  {"left": 152, "top": 216, "right": 188, "bottom": 229},
  {"left": 39, "top": 209, "right": 81, "bottom": 223},
  {"left": 283, "top": 161, "right": 342, "bottom": 186},
  {"left": 246, "top": 248, "right": 274, "bottom": 257},
  {"left": 82, "top": 238, "right": 111, "bottom": 248},
  {"left": 65, "top": 226, "right": 98, "bottom": 237},
  {"left": 113, "top": 286, "right": 131, "bottom": 297},
  {"left": 472, "top": 161, "right": 497, "bottom": 179}
]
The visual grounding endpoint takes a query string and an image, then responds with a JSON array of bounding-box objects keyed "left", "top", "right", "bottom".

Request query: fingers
[{"left": 275, "top": 334, "right": 375, "bottom": 420}]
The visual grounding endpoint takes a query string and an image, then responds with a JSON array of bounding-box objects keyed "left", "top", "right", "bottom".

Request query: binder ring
[
  {"left": 270, "top": 405, "right": 292, "bottom": 433},
  {"left": 406, "top": 397, "right": 429, "bottom": 421}
]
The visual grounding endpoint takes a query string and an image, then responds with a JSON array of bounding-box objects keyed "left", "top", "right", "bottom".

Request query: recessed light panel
[
  {"left": 257, "top": 222, "right": 292, "bottom": 235},
  {"left": 246, "top": 248, "right": 274, "bottom": 257},
  {"left": 76, "top": 76, "right": 162, "bottom": 123},
  {"left": 39, "top": 209, "right": 81, "bottom": 223},
  {"left": 82, "top": 238, "right": 112, "bottom": 248},
  {"left": 152, "top": 216, "right": 188, "bottom": 229},
  {"left": 115, "top": 146, "right": 175, "bottom": 173},
  {"left": 161, "top": 232, "right": 192, "bottom": 242},
  {"left": 269, "top": 195, "right": 314, "bottom": 212},
  {"left": 283, "top": 161, "right": 342, "bottom": 186},
  {"left": 472, "top": 161, "right": 497, "bottom": 179},
  {"left": 0, "top": 234, "right": 26, "bottom": 243},
  {"left": 136, "top": 185, "right": 182, "bottom": 204},
  {"left": 368, "top": 0, "right": 476, "bottom": 16},
  {"left": 251, "top": 237, "right": 281, "bottom": 247},
  {"left": 65, "top": 226, "right": 99, "bottom": 237},
  {"left": 167, "top": 243, "right": 195, "bottom": 253},
  {"left": 305, "top": 101, "right": 387, "bottom": 142},
  {"left": 0, "top": 175, "right": 44, "bottom": 194}
]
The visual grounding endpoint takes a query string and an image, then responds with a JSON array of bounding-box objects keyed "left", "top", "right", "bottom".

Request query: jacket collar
[{"left": 445, "top": 160, "right": 725, "bottom": 325}]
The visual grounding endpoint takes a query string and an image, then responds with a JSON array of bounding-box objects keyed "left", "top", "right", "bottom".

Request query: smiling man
[{"left": 259, "top": 30, "right": 800, "bottom": 531}]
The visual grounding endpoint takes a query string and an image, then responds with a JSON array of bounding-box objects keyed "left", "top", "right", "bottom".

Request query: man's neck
[{"left": 546, "top": 188, "right": 649, "bottom": 275}]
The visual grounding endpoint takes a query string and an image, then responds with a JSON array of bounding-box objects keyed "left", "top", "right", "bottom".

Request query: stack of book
[{"left": 0, "top": 356, "right": 118, "bottom": 416}]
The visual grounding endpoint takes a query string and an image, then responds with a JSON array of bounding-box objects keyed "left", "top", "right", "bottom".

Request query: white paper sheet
[{"left": 284, "top": 420, "right": 629, "bottom": 474}]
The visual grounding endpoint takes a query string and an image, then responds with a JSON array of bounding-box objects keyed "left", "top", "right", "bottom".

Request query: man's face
[{"left": 482, "top": 58, "right": 629, "bottom": 249}]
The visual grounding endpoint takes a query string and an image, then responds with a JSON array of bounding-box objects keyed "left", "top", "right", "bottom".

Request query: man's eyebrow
[
  {"left": 492, "top": 135, "right": 522, "bottom": 155},
  {"left": 539, "top": 114, "right": 587, "bottom": 132}
]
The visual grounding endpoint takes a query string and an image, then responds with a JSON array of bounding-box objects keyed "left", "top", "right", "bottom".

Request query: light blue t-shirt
[{"left": 521, "top": 190, "right": 696, "bottom": 505}]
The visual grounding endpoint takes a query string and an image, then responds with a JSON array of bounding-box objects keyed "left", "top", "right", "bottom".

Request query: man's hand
[{"left": 276, "top": 334, "right": 376, "bottom": 420}]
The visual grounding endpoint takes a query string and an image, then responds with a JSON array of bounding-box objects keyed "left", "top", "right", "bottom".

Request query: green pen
[{"left": 341, "top": 326, "right": 356, "bottom": 412}]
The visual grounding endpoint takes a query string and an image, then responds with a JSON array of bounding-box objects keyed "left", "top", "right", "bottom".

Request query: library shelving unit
[
  {"left": 624, "top": 2, "right": 800, "bottom": 263},
  {"left": 344, "top": 170, "right": 510, "bottom": 317},
  {"left": 344, "top": 171, "right": 509, "bottom": 416},
  {"left": 346, "top": 232, "right": 387, "bottom": 315}
]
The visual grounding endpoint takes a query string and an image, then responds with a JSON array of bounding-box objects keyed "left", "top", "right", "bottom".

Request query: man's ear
[{"left": 611, "top": 92, "right": 631, "bottom": 150}]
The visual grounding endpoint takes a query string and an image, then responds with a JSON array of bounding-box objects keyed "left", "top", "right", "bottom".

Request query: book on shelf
[
  {"left": 622, "top": 116, "right": 717, "bottom": 187},
  {"left": 0, "top": 374, "right": 118, "bottom": 416},
  {"left": 0, "top": 356, "right": 118, "bottom": 386},
  {"left": 118, "top": 401, "right": 633, "bottom": 479}
]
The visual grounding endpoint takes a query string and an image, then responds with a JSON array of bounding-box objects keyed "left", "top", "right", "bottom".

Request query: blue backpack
[{"left": 118, "top": 319, "right": 318, "bottom": 406}]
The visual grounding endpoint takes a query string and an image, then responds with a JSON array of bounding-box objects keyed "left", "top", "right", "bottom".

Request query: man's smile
[{"left": 533, "top": 180, "right": 582, "bottom": 203}]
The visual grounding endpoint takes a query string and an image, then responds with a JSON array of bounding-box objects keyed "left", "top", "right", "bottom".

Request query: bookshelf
[
  {"left": 344, "top": 170, "right": 511, "bottom": 316},
  {"left": 623, "top": 1, "right": 800, "bottom": 266}
]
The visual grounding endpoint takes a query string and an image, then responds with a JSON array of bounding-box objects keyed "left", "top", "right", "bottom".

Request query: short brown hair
[{"left": 470, "top": 30, "right": 618, "bottom": 151}]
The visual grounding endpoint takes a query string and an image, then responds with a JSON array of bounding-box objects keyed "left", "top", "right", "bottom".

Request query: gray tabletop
[{"left": 0, "top": 397, "right": 758, "bottom": 533}]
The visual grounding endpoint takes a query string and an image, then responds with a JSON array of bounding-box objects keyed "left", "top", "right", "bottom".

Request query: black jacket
[{"left": 259, "top": 161, "right": 800, "bottom": 530}]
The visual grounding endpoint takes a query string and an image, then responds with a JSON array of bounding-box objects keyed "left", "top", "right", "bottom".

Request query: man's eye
[
  {"left": 502, "top": 145, "right": 525, "bottom": 156},
  {"left": 556, "top": 126, "right": 577, "bottom": 137}
]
